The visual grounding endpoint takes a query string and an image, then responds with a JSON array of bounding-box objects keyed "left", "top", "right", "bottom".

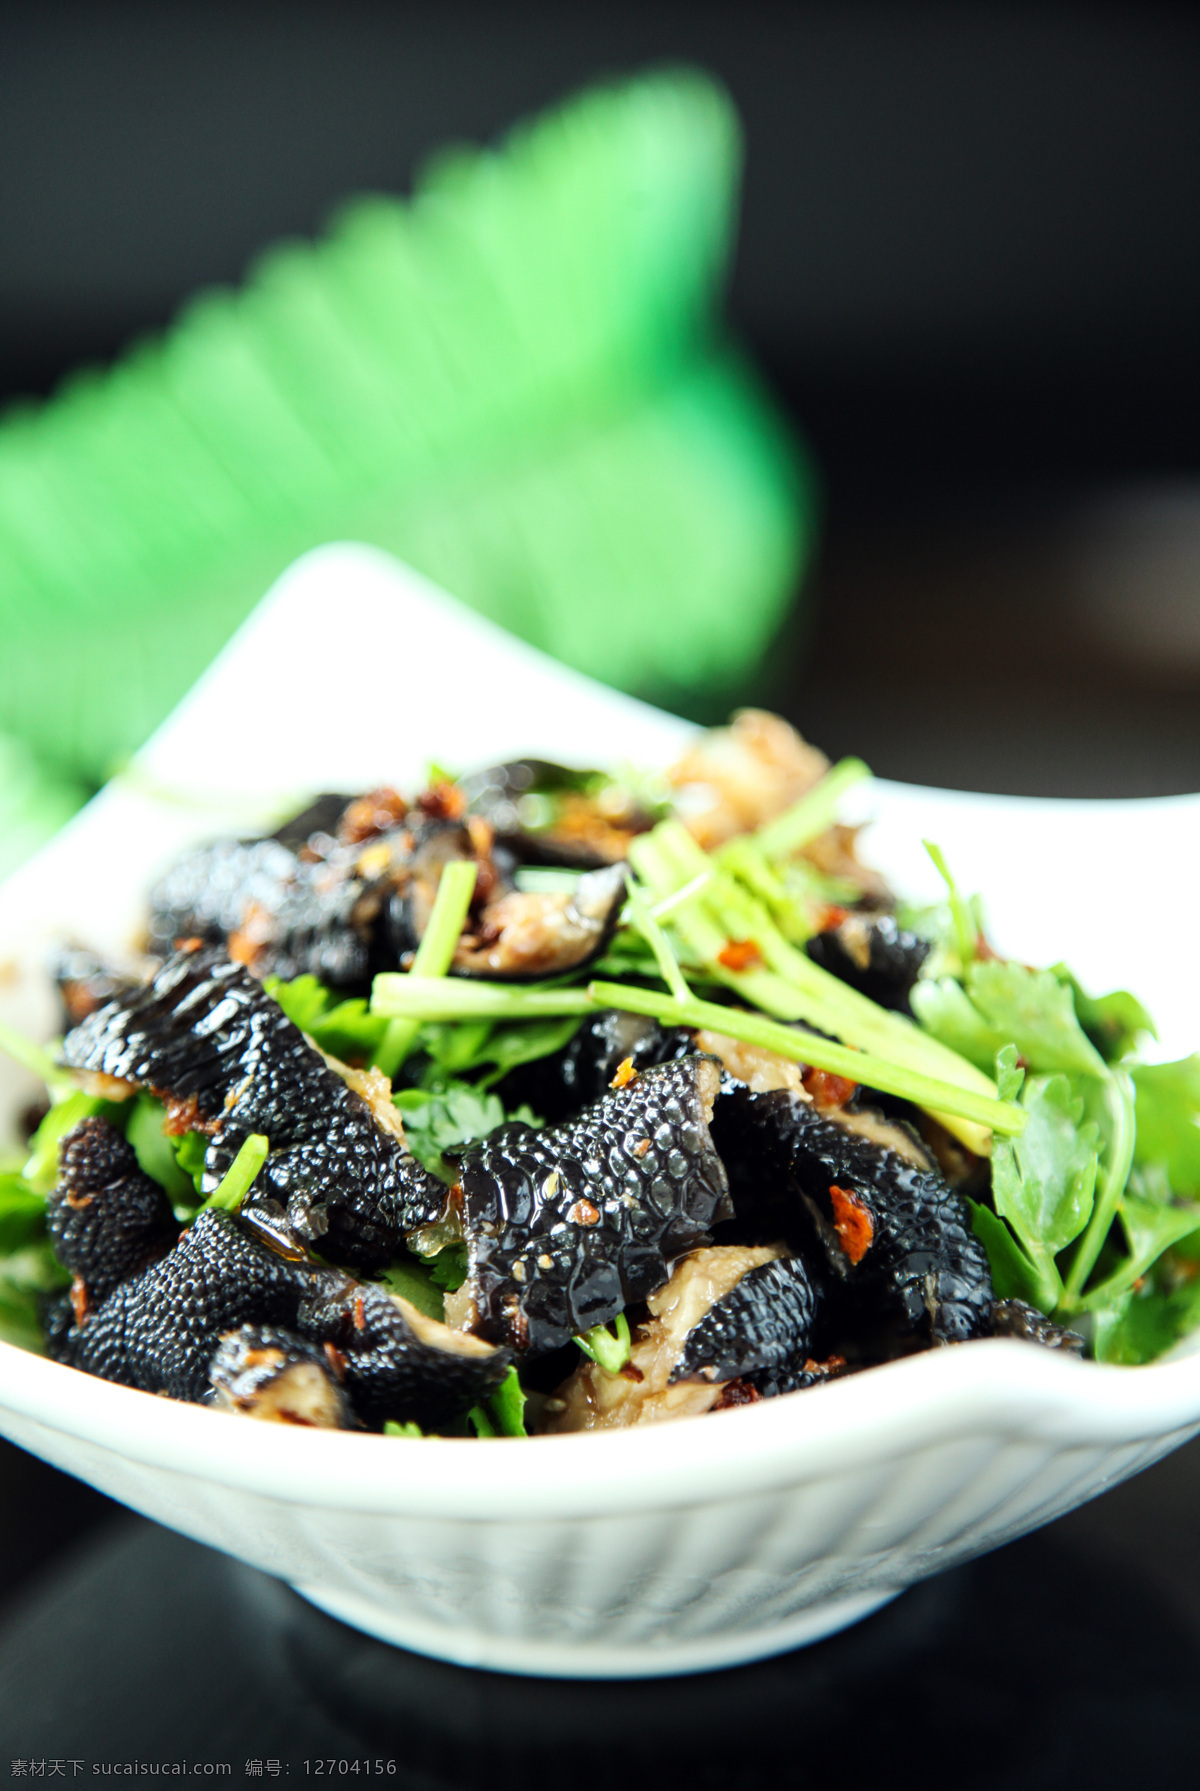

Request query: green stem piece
[
  {"left": 203, "top": 1133, "right": 269, "bottom": 1212},
  {"left": 370, "top": 858, "right": 480, "bottom": 1076},
  {"left": 753, "top": 757, "right": 871, "bottom": 858},
  {"left": 585, "top": 980, "right": 1025, "bottom": 1134},
  {"left": 623, "top": 871, "right": 692, "bottom": 1004},
  {"left": 923, "top": 840, "right": 977, "bottom": 969},
  {"left": 576, "top": 1311, "right": 632, "bottom": 1373}
]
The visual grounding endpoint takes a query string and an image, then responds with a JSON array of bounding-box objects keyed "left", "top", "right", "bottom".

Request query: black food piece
[
  {"left": 712, "top": 1089, "right": 994, "bottom": 1346},
  {"left": 297, "top": 1279, "right": 510, "bottom": 1430},
  {"left": 207, "top": 1323, "right": 352, "bottom": 1428},
  {"left": 457, "top": 759, "right": 653, "bottom": 867},
  {"left": 51, "top": 945, "right": 136, "bottom": 1030},
  {"left": 269, "top": 793, "right": 354, "bottom": 852},
  {"left": 671, "top": 1255, "right": 823, "bottom": 1387},
  {"left": 991, "top": 1298, "right": 1085, "bottom": 1353},
  {"left": 497, "top": 1010, "right": 695, "bottom": 1124},
  {"left": 47, "top": 1117, "right": 178, "bottom": 1305},
  {"left": 806, "top": 913, "right": 930, "bottom": 1013},
  {"left": 47, "top": 1207, "right": 313, "bottom": 1401},
  {"left": 460, "top": 1055, "right": 731, "bottom": 1356},
  {"left": 60, "top": 946, "right": 445, "bottom": 1268},
  {"left": 147, "top": 834, "right": 390, "bottom": 988}
]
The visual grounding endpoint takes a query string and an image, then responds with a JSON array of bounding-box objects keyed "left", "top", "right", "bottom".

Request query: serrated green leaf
[
  {"left": 993, "top": 1073, "right": 1098, "bottom": 1261},
  {"left": 915, "top": 960, "right": 1107, "bottom": 1080},
  {"left": 1051, "top": 966, "right": 1156, "bottom": 1063},
  {"left": 967, "top": 1199, "right": 1050, "bottom": 1307},
  {"left": 994, "top": 1044, "right": 1025, "bottom": 1104},
  {"left": 1131, "top": 1057, "right": 1200, "bottom": 1197},
  {"left": 1093, "top": 1277, "right": 1200, "bottom": 1365},
  {"left": 378, "top": 1257, "right": 446, "bottom": 1322}
]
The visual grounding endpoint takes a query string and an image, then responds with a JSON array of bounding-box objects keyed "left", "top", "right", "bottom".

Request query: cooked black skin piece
[
  {"left": 711, "top": 1088, "right": 994, "bottom": 1346},
  {"left": 497, "top": 1010, "right": 695, "bottom": 1124},
  {"left": 991, "top": 1298, "right": 1085, "bottom": 1353},
  {"left": 147, "top": 835, "right": 380, "bottom": 987},
  {"left": 60, "top": 947, "right": 445, "bottom": 1269},
  {"left": 270, "top": 793, "right": 353, "bottom": 853},
  {"left": 46, "top": 1207, "right": 313, "bottom": 1400},
  {"left": 51, "top": 944, "right": 136, "bottom": 1031},
  {"left": 460, "top": 1055, "right": 732, "bottom": 1356},
  {"left": 457, "top": 759, "right": 651, "bottom": 868},
  {"left": 47, "top": 1118, "right": 178, "bottom": 1304},
  {"left": 670, "top": 1256, "right": 823, "bottom": 1387},
  {"left": 297, "top": 1279, "right": 510, "bottom": 1429},
  {"left": 208, "top": 1323, "right": 353, "bottom": 1428},
  {"left": 806, "top": 914, "right": 931, "bottom": 1014}
]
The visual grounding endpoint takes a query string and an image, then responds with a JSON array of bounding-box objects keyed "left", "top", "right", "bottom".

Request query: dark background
[{"left": 2, "top": 1, "right": 1200, "bottom": 1769}]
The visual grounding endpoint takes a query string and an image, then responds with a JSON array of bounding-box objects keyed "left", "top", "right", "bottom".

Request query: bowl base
[{"left": 291, "top": 1582, "right": 899, "bottom": 1678}]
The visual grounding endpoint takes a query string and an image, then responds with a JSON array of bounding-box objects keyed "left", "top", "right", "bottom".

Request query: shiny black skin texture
[
  {"left": 461, "top": 1056, "right": 732, "bottom": 1356},
  {"left": 298, "top": 1279, "right": 510, "bottom": 1430},
  {"left": 991, "top": 1298, "right": 1085, "bottom": 1353},
  {"left": 147, "top": 835, "right": 376, "bottom": 988},
  {"left": 47, "top": 1207, "right": 311, "bottom": 1401},
  {"left": 497, "top": 1011, "right": 695, "bottom": 1124},
  {"left": 207, "top": 1323, "right": 352, "bottom": 1427},
  {"left": 806, "top": 914, "right": 931, "bottom": 1014},
  {"left": 60, "top": 947, "right": 444, "bottom": 1269},
  {"left": 456, "top": 759, "right": 644, "bottom": 868},
  {"left": 712, "top": 1089, "right": 994, "bottom": 1345},
  {"left": 671, "top": 1255, "right": 823, "bottom": 1387},
  {"left": 51, "top": 944, "right": 136, "bottom": 1031},
  {"left": 46, "top": 1118, "right": 178, "bottom": 1304}
]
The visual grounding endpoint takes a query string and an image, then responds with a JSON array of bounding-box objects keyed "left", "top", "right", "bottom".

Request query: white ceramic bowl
[{"left": 3, "top": 544, "right": 1200, "bottom": 1679}]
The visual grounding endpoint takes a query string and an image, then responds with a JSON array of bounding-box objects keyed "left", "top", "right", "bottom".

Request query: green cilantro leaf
[
  {"left": 1130, "top": 1057, "right": 1200, "bottom": 1197},
  {"left": 265, "top": 973, "right": 390, "bottom": 1063},
  {"left": 1050, "top": 966, "right": 1156, "bottom": 1063},
  {"left": 912, "top": 961, "right": 1107, "bottom": 1078},
  {"left": 988, "top": 1073, "right": 1099, "bottom": 1308}
]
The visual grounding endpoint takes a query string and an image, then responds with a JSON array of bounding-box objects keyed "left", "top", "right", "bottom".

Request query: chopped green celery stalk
[
  {"left": 370, "top": 858, "right": 480, "bottom": 1076},
  {"left": 923, "top": 841, "right": 977, "bottom": 969},
  {"left": 468, "top": 1403, "right": 498, "bottom": 1437},
  {"left": 637, "top": 821, "right": 998, "bottom": 1149},
  {"left": 576, "top": 1310, "right": 632, "bottom": 1373},
  {"left": 717, "top": 838, "right": 813, "bottom": 941},
  {"left": 753, "top": 758, "right": 872, "bottom": 858},
  {"left": 1060, "top": 1071, "right": 1137, "bottom": 1308},
  {"left": 623, "top": 871, "right": 691, "bottom": 1003},
  {"left": 514, "top": 867, "right": 583, "bottom": 894},
  {"left": 203, "top": 1133, "right": 269, "bottom": 1212},
  {"left": 372, "top": 978, "right": 597, "bottom": 1021},
  {"left": 649, "top": 870, "right": 712, "bottom": 920},
  {"left": 585, "top": 982, "right": 1025, "bottom": 1135},
  {"left": 383, "top": 1420, "right": 424, "bottom": 1439},
  {"left": 24, "top": 1091, "right": 121, "bottom": 1193},
  {"left": 125, "top": 1094, "right": 196, "bottom": 1201},
  {"left": 0, "top": 1019, "right": 74, "bottom": 1099}
]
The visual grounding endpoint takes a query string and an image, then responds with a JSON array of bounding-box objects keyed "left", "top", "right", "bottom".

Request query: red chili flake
[
  {"left": 174, "top": 937, "right": 205, "bottom": 955},
  {"left": 70, "top": 1275, "right": 90, "bottom": 1327},
  {"left": 632, "top": 1138, "right": 652, "bottom": 1158},
  {"left": 815, "top": 905, "right": 851, "bottom": 933},
  {"left": 620, "top": 1361, "right": 645, "bottom": 1382},
  {"left": 323, "top": 1343, "right": 348, "bottom": 1382},
  {"left": 160, "top": 1092, "right": 209, "bottom": 1137},
  {"left": 352, "top": 1293, "right": 367, "bottom": 1333},
  {"left": 64, "top": 1190, "right": 96, "bottom": 1212},
  {"left": 829, "top": 1185, "right": 875, "bottom": 1265},
  {"left": 713, "top": 1378, "right": 764, "bottom": 1409},
  {"left": 610, "top": 1057, "right": 638, "bottom": 1090},
  {"left": 566, "top": 1199, "right": 601, "bottom": 1227},
  {"left": 802, "top": 1068, "right": 859, "bottom": 1111},
  {"left": 417, "top": 781, "right": 466, "bottom": 821},
  {"left": 717, "top": 938, "right": 764, "bottom": 972},
  {"left": 338, "top": 786, "right": 409, "bottom": 845},
  {"left": 803, "top": 1354, "right": 847, "bottom": 1376}
]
